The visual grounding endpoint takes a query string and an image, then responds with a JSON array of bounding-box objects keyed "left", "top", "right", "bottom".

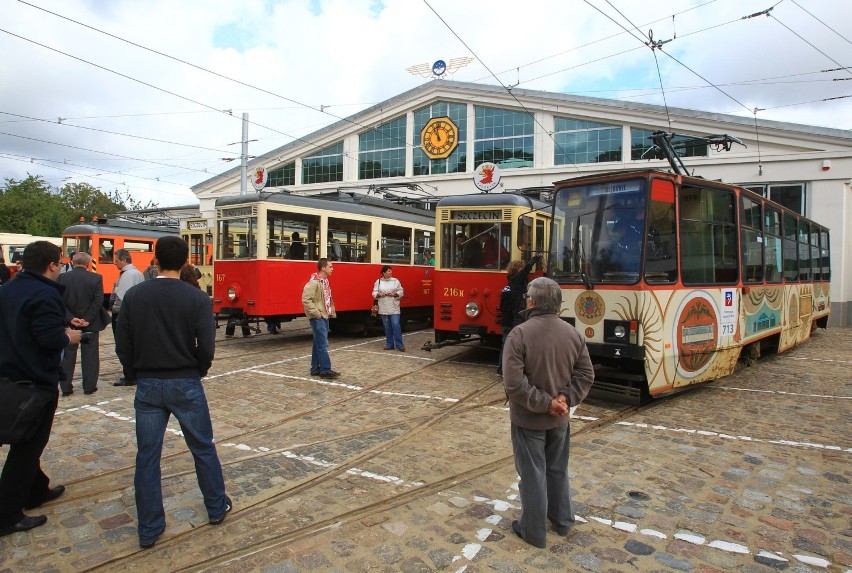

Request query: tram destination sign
[
  {"left": 451, "top": 210, "right": 502, "bottom": 220},
  {"left": 221, "top": 207, "right": 254, "bottom": 218}
]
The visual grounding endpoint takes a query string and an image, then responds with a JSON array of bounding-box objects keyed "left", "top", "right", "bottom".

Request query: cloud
[{"left": 1, "top": 0, "right": 849, "bottom": 209}]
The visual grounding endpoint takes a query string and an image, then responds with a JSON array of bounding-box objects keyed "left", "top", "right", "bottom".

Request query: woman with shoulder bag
[{"left": 372, "top": 266, "right": 405, "bottom": 351}]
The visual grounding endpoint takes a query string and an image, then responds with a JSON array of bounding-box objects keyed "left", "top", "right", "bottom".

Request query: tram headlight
[
  {"left": 227, "top": 287, "right": 237, "bottom": 301},
  {"left": 604, "top": 319, "right": 637, "bottom": 345},
  {"left": 465, "top": 301, "right": 480, "bottom": 318},
  {"left": 613, "top": 325, "right": 627, "bottom": 339}
]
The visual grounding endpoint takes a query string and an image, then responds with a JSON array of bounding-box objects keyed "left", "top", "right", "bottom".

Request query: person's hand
[
  {"left": 547, "top": 396, "right": 568, "bottom": 417},
  {"left": 66, "top": 327, "right": 83, "bottom": 345},
  {"left": 69, "top": 318, "right": 87, "bottom": 328}
]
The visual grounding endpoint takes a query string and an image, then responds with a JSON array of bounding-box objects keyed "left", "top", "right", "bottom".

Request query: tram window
[
  {"left": 740, "top": 197, "right": 764, "bottom": 284},
  {"left": 645, "top": 190, "right": 677, "bottom": 284},
  {"left": 64, "top": 237, "right": 78, "bottom": 259},
  {"left": 99, "top": 238, "right": 115, "bottom": 264},
  {"left": 819, "top": 230, "right": 830, "bottom": 281},
  {"left": 679, "top": 186, "right": 738, "bottom": 285},
  {"left": 764, "top": 207, "right": 782, "bottom": 283},
  {"left": 414, "top": 229, "right": 434, "bottom": 264},
  {"left": 328, "top": 217, "right": 370, "bottom": 262},
  {"left": 809, "top": 227, "right": 821, "bottom": 281},
  {"left": 782, "top": 213, "right": 798, "bottom": 282},
  {"left": 265, "top": 211, "right": 318, "bottom": 261},
  {"left": 798, "top": 221, "right": 810, "bottom": 281},
  {"left": 218, "top": 217, "right": 256, "bottom": 260},
  {"left": 124, "top": 240, "right": 153, "bottom": 252},
  {"left": 483, "top": 223, "right": 510, "bottom": 268},
  {"left": 381, "top": 224, "right": 411, "bottom": 264}
]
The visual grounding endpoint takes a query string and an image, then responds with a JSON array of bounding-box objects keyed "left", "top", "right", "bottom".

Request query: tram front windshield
[{"left": 551, "top": 179, "right": 646, "bottom": 284}]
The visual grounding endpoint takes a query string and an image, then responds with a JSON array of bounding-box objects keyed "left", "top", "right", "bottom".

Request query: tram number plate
[
  {"left": 720, "top": 323, "right": 735, "bottom": 336},
  {"left": 443, "top": 287, "right": 465, "bottom": 297},
  {"left": 215, "top": 274, "right": 226, "bottom": 282}
]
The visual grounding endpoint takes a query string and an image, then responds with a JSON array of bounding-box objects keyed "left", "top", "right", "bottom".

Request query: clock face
[{"left": 421, "top": 117, "right": 458, "bottom": 160}]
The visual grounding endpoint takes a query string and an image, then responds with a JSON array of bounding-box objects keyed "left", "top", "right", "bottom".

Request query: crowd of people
[{"left": 1, "top": 240, "right": 591, "bottom": 551}]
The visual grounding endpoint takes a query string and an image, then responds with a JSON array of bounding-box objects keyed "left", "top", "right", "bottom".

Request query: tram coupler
[{"left": 421, "top": 335, "right": 482, "bottom": 352}]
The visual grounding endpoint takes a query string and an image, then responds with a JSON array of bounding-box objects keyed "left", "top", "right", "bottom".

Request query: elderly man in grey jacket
[{"left": 501, "top": 276, "right": 595, "bottom": 548}]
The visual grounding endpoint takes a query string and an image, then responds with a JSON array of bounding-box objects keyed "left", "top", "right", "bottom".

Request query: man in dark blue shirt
[{"left": 0, "top": 241, "right": 82, "bottom": 537}]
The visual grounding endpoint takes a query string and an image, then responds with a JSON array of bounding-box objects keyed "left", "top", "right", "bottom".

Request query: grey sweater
[{"left": 502, "top": 308, "right": 595, "bottom": 430}]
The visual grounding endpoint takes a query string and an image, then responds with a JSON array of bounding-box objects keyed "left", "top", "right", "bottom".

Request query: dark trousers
[
  {"left": 511, "top": 423, "right": 574, "bottom": 548},
  {"left": 60, "top": 332, "right": 100, "bottom": 393},
  {"left": 111, "top": 312, "right": 135, "bottom": 382},
  {"left": 0, "top": 393, "right": 58, "bottom": 527}
]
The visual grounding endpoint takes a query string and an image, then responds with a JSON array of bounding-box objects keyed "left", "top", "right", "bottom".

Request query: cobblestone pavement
[{"left": 0, "top": 323, "right": 849, "bottom": 573}]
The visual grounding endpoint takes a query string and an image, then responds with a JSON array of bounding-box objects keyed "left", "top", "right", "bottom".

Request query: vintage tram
[
  {"left": 180, "top": 218, "right": 215, "bottom": 295},
  {"left": 428, "top": 191, "right": 551, "bottom": 348},
  {"left": 61, "top": 218, "right": 178, "bottom": 303},
  {"left": 549, "top": 168, "right": 831, "bottom": 402},
  {"left": 212, "top": 190, "right": 436, "bottom": 333}
]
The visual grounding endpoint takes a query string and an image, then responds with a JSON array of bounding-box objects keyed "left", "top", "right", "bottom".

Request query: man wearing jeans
[
  {"left": 501, "top": 277, "right": 594, "bottom": 548},
  {"left": 301, "top": 258, "right": 339, "bottom": 378},
  {"left": 116, "top": 236, "right": 230, "bottom": 549}
]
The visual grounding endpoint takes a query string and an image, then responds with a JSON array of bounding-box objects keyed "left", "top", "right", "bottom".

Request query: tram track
[{"left": 83, "top": 375, "right": 696, "bottom": 572}]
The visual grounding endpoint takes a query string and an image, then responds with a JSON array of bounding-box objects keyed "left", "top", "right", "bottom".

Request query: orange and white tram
[
  {"left": 212, "top": 191, "right": 436, "bottom": 332},
  {"left": 549, "top": 168, "right": 831, "bottom": 401},
  {"left": 428, "top": 191, "right": 551, "bottom": 348},
  {"left": 61, "top": 218, "right": 178, "bottom": 304}
]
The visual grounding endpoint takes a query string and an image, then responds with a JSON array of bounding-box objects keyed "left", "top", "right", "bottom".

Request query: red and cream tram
[
  {"left": 429, "top": 191, "right": 551, "bottom": 348},
  {"left": 549, "top": 168, "right": 831, "bottom": 401},
  {"left": 212, "top": 191, "right": 436, "bottom": 332}
]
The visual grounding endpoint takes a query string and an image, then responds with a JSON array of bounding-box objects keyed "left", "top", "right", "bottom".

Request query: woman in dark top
[{"left": 497, "top": 254, "right": 542, "bottom": 375}]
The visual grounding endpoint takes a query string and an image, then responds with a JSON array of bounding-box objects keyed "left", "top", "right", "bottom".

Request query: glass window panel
[
  {"left": 381, "top": 224, "right": 411, "bottom": 264},
  {"left": 328, "top": 217, "right": 370, "bottom": 263},
  {"left": 267, "top": 162, "right": 295, "bottom": 187},
  {"left": 217, "top": 218, "right": 256, "bottom": 260},
  {"left": 302, "top": 142, "right": 343, "bottom": 184},
  {"left": 473, "top": 106, "right": 533, "bottom": 169},
  {"left": 99, "top": 238, "right": 114, "bottom": 264},
  {"left": 679, "top": 186, "right": 738, "bottom": 284},
  {"left": 413, "top": 102, "right": 467, "bottom": 176},
  {"left": 555, "top": 118, "right": 622, "bottom": 165}
]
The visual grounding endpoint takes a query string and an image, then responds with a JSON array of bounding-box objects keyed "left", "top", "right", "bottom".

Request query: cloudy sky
[{"left": 1, "top": 0, "right": 850, "bottom": 208}]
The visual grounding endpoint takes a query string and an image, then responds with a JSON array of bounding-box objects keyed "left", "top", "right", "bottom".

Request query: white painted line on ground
[{"left": 713, "top": 385, "right": 851, "bottom": 399}]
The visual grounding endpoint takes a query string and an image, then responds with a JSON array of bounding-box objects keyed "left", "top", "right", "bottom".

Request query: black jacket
[
  {"left": 115, "top": 277, "right": 215, "bottom": 378},
  {"left": 499, "top": 255, "right": 542, "bottom": 328},
  {"left": 0, "top": 270, "right": 68, "bottom": 389},
  {"left": 58, "top": 267, "right": 107, "bottom": 331}
]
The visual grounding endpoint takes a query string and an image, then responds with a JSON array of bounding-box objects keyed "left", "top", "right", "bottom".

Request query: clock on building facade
[{"left": 420, "top": 117, "right": 458, "bottom": 160}]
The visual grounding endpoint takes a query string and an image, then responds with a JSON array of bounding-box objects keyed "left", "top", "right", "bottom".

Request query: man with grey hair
[
  {"left": 58, "top": 252, "right": 108, "bottom": 396},
  {"left": 111, "top": 249, "right": 144, "bottom": 387},
  {"left": 501, "top": 276, "right": 594, "bottom": 548}
]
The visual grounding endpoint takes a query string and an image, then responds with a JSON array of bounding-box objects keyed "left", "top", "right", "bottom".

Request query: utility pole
[{"left": 240, "top": 112, "right": 248, "bottom": 195}]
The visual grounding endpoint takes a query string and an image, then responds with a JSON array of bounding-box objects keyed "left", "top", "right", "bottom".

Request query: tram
[
  {"left": 427, "top": 190, "right": 551, "bottom": 348},
  {"left": 180, "top": 218, "right": 214, "bottom": 295},
  {"left": 0, "top": 233, "right": 63, "bottom": 265},
  {"left": 61, "top": 217, "right": 178, "bottom": 303},
  {"left": 212, "top": 190, "right": 436, "bottom": 333},
  {"left": 549, "top": 146, "right": 830, "bottom": 401}
]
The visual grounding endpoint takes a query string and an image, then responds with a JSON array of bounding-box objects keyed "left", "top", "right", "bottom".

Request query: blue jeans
[
  {"left": 380, "top": 313, "right": 404, "bottom": 349},
  {"left": 134, "top": 378, "right": 228, "bottom": 543},
  {"left": 511, "top": 424, "right": 574, "bottom": 548},
  {"left": 309, "top": 318, "right": 332, "bottom": 374}
]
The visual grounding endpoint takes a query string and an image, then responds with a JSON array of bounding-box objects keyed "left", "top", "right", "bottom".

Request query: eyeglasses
[{"left": 522, "top": 293, "right": 531, "bottom": 300}]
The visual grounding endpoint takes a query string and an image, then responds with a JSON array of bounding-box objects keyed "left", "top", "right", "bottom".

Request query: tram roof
[
  {"left": 215, "top": 191, "right": 435, "bottom": 226},
  {"left": 435, "top": 192, "right": 550, "bottom": 211},
  {"left": 63, "top": 219, "right": 179, "bottom": 239}
]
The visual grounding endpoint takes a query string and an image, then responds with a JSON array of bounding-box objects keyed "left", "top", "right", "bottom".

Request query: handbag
[
  {"left": 371, "top": 298, "right": 379, "bottom": 317},
  {"left": 0, "top": 377, "right": 54, "bottom": 446}
]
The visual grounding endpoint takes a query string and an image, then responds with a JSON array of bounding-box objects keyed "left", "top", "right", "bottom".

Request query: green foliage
[{"left": 0, "top": 174, "right": 158, "bottom": 235}]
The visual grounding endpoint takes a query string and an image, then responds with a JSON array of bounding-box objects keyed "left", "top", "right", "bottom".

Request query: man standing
[
  {"left": 301, "top": 258, "right": 339, "bottom": 379},
  {"left": 58, "top": 252, "right": 106, "bottom": 396},
  {"left": 0, "top": 241, "right": 82, "bottom": 536},
  {"left": 501, "top": 277, "right": 594, "bottom": 548},
  {"left": 115, "top": 236, "right": 230, "bottom": 549},
  {"left": 111, "top": 248, "right": 144, "bottom": 387}
]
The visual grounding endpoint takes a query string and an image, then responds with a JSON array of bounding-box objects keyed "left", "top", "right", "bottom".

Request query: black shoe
[
  {"left": 113, "top": 379, "right": 136, "bottom": 387},
  {"left": 139, "top": 527, "right": 164, "bottom": 549},
  {"left": 0, "top": 515, "right": 47, "bottom": 537},
  {"left": 209, "top": 497, "right": 232, "bottom": 525},
  {"left": 310, "top": 371, "right": 320, "bottom": 376},
  {"left": 84, "top": 388, "right": 98, "bottom": 395},
  {"left": 24, "top": 485, "right": 65, "bottom": 510},
  {"left": 319, "top": 370, "right": 341, "bottom": 379},
  {"left": 554, "top": 525, "right": 569, "bottom": 536},
  {"left": 61, "top": 390, "right": 73, "bottom": 397},
  {"left": 511, "top": 520, "right": 523, "bottom": 539}
]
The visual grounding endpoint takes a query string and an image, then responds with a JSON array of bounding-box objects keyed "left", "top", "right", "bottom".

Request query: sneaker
[
  {"left": 209, "top": 497, "right": 232, "bottom": 525},
  {"left": 319, "top": 370, "right": 341, "bottom": 379},
  {"left": 397, "top": 347, "right": 406, "bottom": 352}
]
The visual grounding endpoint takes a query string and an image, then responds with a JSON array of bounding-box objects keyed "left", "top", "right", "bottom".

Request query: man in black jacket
[
  {"left": 58, "top": 252, "right": 106, "bottom": 396},
  {"left": 116, "top": 236, "right": 230, "bottom": 549},
  {"left": 0, "top": 241, "right": 82, "bottom": 537}
]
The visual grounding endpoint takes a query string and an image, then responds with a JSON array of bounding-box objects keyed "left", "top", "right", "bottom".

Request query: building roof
[{"left": 192, "top": 80, "right": 852, "bottom": 192}]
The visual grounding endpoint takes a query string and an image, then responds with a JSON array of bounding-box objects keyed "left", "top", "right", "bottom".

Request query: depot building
[{"left": 191, "top": 80, "right": 852, "bottom": 327}]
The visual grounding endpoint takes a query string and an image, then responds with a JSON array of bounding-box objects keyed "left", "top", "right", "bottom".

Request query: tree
[
  {"left": 60, "top": 182, "right": 128, "bottom": 224},
  {"left": 0, "top": 174, "right": 66, "bottom": 236}
]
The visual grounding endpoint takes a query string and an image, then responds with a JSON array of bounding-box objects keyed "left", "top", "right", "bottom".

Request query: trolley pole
[{"left": 240, "top": 112, "right": 248, "bottom": 195}]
